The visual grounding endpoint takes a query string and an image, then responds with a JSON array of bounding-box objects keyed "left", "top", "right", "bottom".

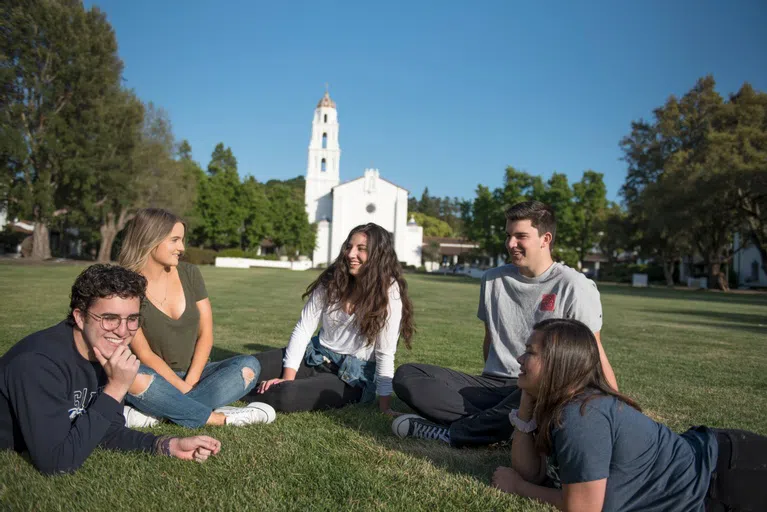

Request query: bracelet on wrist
[
  {"left": 509, "top": 408, "right": 537, "bottom": 433},
  {"left": 153, "top": 436, "right": 174, "bottom": 456}
]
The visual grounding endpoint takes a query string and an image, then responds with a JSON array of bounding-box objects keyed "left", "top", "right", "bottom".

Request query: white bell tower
[{"left": 305, "top": 89, "right": 341, "bottom": 224}]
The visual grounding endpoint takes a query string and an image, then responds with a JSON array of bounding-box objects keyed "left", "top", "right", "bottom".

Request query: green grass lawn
[{"left": 1, "top": 263, "right": 766, "bottom": 511}]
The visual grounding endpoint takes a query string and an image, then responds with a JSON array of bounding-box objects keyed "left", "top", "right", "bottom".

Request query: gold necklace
[{"left": 146, "top": 271, "right": 169, "bottom": 307}]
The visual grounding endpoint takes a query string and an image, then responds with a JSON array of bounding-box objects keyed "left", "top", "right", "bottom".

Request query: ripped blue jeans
[{"left": 125, "top": 355, "right": 260, "bottom": 428}]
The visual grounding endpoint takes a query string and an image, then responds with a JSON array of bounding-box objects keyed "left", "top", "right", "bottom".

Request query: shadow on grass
[
  {"left": 243, "top": 342, "right": 283, "bottom": 354},
  {"left": 598, "top": 283, "right": 767, "bottom": 307},
  {"left": 410, "top": 273, "right": 481, "bottom": 286},
  {"left": 209, "top": 344, "right": 281, "bottom": 360},
  {"left": 317, "top": 401, "right": 509, "bottom": 484},
  {"left": 642, "top": 308, "right": 767, "bottom": 335}
]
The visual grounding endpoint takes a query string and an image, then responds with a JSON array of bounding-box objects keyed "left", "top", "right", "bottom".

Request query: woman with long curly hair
[
  {"left": 249, "top": 223, "right": 414, "bottom": 415},
  {"left": 118, "top": 208, "right": 275, "bottom": 429},
  {"left": 492, "top": 318, "right": 767, "bottom": 511}
]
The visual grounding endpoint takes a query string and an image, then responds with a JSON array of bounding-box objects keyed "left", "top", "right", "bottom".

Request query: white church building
[{"left": 304, "top": 91, "right": 423, "bottom": 267}]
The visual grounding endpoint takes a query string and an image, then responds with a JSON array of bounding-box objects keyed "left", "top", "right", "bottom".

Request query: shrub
[
  {"left": 598, "top": 262, "right": 675, "bottom": 284},
  {"left": 183, "top": 247, "right": 217, "bottom": 265},
  {"left": 215, "top": 248, "right": 282, "bottom": 261},
  {"left": 217, "top": 248, "right": 246, "bottom": 258}
]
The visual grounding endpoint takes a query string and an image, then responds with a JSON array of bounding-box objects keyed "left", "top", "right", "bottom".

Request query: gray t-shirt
[
  {"left": 547, "top": 393, "right": 717, "bottom": 512},
  {"left": 477, "top": 262, "right": 602, "bottom": 377}
]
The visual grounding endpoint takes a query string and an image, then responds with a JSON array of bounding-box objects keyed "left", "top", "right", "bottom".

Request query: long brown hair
[
  {"left": 531, "top": 318, "right": 640, "bottom": 454},
  {"left": 304, "top": 223, "right": 414, "bottom": 349},
  {"left": 118, "top": 208, "right": 185, "bottom": 272}
]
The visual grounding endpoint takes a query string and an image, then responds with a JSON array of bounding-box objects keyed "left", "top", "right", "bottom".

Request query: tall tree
[
  {"left": 464, "top": 185, "right": 506, "bottom": 263},
  {"left": 90, "top": 102, "right": 197, "bottom": 262},
  {"left": 240, "top": 177, "right": 271, "bottom": 250},
  {"left": 598, "top": 202, "right": 632, "bottom": 264},
  {"left": 412, "top": 212, "right": 453, "bottom": 238},
  {"left": 89, "top": 89, "right": 144, "bottom": 262},
  {"left": 195, "top": 143, "right": 245, "bottom": 249},
  {"left": 620, "top": 117, "right": 688, "bottom": 285},
  {"left": 176, "top": 139, "right": 205, "bottom": 237},
  {"left": 1, "top": 0, "right": 124, "bottom": 259},
  {"left": 619, "top": 76, "right": 750, "bottom": 289},
  {"left": 573, "top": 170, "right": 608, "bottom": 269},
  {"left": 419, "top": 187, "right": 441, "bottom": 218},
  {"left": 708, "top": 83, "right": 767, "bottom": 275},
  {"left": 537, "top": 172, "right": 578, "bottom": 266},
  {"left": 264, "top": 182, "right": 315, "bottom": 257}
]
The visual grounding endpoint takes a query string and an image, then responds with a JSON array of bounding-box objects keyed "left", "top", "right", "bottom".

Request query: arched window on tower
[
  {"left": 324, "top": 114, "right": 328, "bottom": 123},
  {"left": 321, "top": 158, "right": 327, "bottom": 172},
  {"left": 322, "top": 133, "right": 327, "bottom": 149}
]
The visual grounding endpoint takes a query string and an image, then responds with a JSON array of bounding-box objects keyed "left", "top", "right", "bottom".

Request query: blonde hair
[{"left": 118, "top": 208, "right": 185, "bottom": 272}]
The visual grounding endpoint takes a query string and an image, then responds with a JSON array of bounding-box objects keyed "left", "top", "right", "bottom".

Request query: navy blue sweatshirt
[{"left": 0, "top": 321, "right": 158, "bottom": 474}]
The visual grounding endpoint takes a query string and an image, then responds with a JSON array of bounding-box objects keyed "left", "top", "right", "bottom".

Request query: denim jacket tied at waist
[{"left": 303, "top": 335, "right": 377, "bottom": 403}]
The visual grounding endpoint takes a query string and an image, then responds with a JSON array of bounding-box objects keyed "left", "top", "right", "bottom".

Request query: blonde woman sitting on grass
[{"left": 119, "top": 208, "right": 274, "bottom": 428}]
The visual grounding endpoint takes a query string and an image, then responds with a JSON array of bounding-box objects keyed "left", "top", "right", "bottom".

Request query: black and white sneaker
[{"left": 392, "top": 414, "right": 450, "bottom": 443}]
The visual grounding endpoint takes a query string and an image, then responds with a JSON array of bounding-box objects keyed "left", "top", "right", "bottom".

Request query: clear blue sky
[{"left": 87, "top": 0, "right": 767, "bottom": 203}]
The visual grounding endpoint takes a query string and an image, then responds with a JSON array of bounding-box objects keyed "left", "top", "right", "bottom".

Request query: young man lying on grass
[{"left": 0, "top": 264, "right": 221, "bottom": 475}]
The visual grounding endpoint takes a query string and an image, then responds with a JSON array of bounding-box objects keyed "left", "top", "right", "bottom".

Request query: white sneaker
[
  {"left": 123, "top": 405, "right": 160, "bottom": 428},
  {"left": 246, "top": 401, "right": 277, "bottom": 424},
  {"left": 214, "top": 402, "right": 276, "bottom": 426}
]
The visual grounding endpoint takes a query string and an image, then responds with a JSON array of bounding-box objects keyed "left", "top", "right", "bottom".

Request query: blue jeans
[{"left": 125, "top": 355, "right": 260, "bottom": 428}]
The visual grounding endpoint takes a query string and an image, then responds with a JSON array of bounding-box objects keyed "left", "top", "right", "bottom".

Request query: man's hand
[
  {"left": 159, "top": 436, "right": 221, "bottom": 462},
  {"left": 492, "top": 466, "right": 524, "bottom": 495},
  {"left": 256, "top": 378, "right": 285, "bottom": 394},
  {"left": 95, "top": 345, "right": 139, "bottom": 403}
]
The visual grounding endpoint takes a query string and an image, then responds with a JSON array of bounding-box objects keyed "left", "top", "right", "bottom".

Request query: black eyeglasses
[{"left": 87, "top": 311, "right": 143, "bottom": 331}]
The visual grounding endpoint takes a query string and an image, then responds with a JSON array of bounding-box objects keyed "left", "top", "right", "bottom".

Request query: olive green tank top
[{"left": 141, "top": 262, "right": 208, "bottom": 371}]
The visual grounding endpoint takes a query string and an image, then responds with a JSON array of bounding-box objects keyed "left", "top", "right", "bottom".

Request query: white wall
[
  {"left": 313, "top": 219, "right": 332, "bottom": 266},
  {"left": 736, "top": 244, "right": 767, "bottom": 287},
  {"left": 405, "top": 224, "right": 423, "bottom": 267},
  {"left": 331, "top": 170, "right": 411, "bottom": 264},
  {"left": 215, "top": 257, "right": 313, "bottom": 271}
]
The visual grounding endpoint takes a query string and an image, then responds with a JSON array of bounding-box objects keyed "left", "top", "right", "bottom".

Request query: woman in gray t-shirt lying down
[{"left": 492, "top": 318, "right": 767, "bottom": 512}]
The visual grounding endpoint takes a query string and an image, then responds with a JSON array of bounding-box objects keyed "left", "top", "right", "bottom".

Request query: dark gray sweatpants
[{"left": 392, "top": 363, "right": 521, "bottom": 448}]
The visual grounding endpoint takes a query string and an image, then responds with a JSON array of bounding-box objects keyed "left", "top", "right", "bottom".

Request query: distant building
[
  {"left": 734, "top": 233, "right": 767, "bottom": 288},
  {"left": 304, "top": 91, "right": 423, "bottom": 267},
  {"left": 422, "top": 236, "right": 479, "bottom": 267}
]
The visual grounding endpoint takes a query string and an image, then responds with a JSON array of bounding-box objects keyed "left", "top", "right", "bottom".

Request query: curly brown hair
[
  {"left": 67, "top": 264, "right": 147, "bottom": 324},
  {"left": 304, "top": 223, "right": 414, "bottom": 349}
]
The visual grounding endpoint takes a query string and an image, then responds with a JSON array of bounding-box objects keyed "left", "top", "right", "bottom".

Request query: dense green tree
[
  {"left": 619, "top": 76, "right": 751, "bottom": 289},
  {"left": 176, "top": 139, "right": 205, "bottom": 237},
  {"left": 412, "top": 212, "right": 453, "bottom": 238},
  {"left": 240, "top": 177, "right": 271, "bottom": 250},
  {"left": 264, "top": 183, "right": 315, "bottom": 257},
  {"left": 598, "top": 203, "right": 633, "bottom": 264},
  {"left": 418, "top": 187, "right": 441, "bottom": 218},
  {"left": 195, "top": 144, "right": 245, "bottom": 249},
  {"left": 707, "top": 83, "right": 767, "bottom": 275},
  {"left": 89, "top": 89, "right": 145, "bottom": 262},
  {"left": 464, "top": 185, "right": 506, "bottom": 263},
  {"left": 573, "top": 170, "right": 608, "bottom": 269},
  {"left": 1, "top": 0, "right": 124, "bottom": 259},
  {"left": 91, "top": 103, "right": 199, "bottom": 262},
  {"left": 537, "top": 172, "right": 578, "bottom": 266}
]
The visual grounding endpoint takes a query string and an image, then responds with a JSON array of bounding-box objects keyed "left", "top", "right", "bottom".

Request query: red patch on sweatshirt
[{"left": 540, "top": 294, "right": 556, "bottom": 311}]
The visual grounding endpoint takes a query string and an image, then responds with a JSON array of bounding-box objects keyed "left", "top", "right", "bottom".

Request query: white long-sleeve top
[{"left": 282, "top": 282, "right": 403, "bottom": 396}]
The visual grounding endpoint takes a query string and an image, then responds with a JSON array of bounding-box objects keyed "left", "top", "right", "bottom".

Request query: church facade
[{"left": 304, "top": 92, "right": 423, "bottom": 267}]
